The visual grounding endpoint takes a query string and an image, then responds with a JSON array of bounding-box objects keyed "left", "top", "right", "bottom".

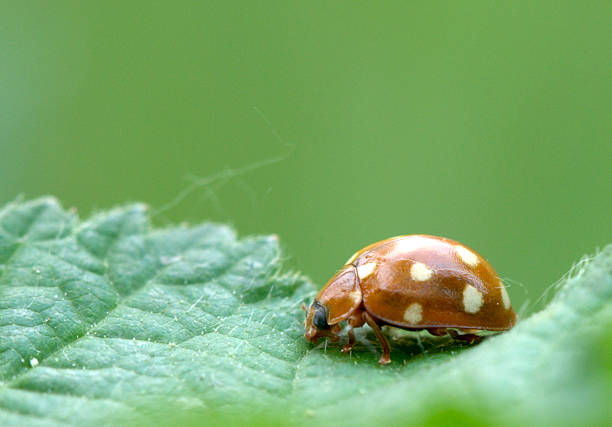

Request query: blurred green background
[{"left": 1, "top": 1, "right": 610, "bottom": 314}]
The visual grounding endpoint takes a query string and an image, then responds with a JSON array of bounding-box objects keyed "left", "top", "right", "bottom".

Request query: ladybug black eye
[{"left": 312, "top": 301, "right": 330, "bottom": 330}]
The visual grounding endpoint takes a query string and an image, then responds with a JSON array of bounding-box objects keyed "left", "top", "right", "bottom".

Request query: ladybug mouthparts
[{"left": 305, "top": 326, "right": 340, "bottom": 343}]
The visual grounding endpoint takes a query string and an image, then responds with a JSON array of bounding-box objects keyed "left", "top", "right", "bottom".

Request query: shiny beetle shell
[{"left": 304, "top": 235, "right": 517, "bottom": 364}]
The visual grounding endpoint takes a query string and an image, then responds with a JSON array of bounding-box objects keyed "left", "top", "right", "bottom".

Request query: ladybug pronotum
[{"left": 304, "top": 235, "right": 517, "bottom": 364}]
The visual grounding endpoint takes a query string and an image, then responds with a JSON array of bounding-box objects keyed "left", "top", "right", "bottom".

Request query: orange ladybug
[{"left": 304, "top": 235, "right": 517, "bottom": 364}]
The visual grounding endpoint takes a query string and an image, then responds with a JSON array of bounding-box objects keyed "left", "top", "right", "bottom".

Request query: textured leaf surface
[{"left": 0, "top": 198, "right": 610, "bottom": 426}]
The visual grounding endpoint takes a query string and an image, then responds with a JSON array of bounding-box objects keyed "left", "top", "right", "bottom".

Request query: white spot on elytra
[
  {"left": 463, "top": 285, "right": 484, "bottom": 313},
  {"left": 357, "top": 262, "right": 377, "bottom": 280},
  {"left": 500, "top": 282, "right": 511, "bottom": 309},
  {"left": 455, "top": 245, "right": 479, "bottom": 267},
  {"left": 390, "top": 236, "right": 429, "bottom": 256},
  {"left": 349, "top": 289, "right": 362, "bottom": 306},
  {"left": 403, "top": 303, "right": 423, "bottom": 324},
  {"left": 30, "top": 358, "right": 39, "bottom": 367},
  {"left": 410, "top": 262, "right": 433, "bottom": 281}
]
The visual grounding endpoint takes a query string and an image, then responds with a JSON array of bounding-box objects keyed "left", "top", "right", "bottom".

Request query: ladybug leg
[
  {"left": 342, "top": 310, "right": 365, "bottom": 353},
  {"left": 427, "top": 328, "right": 448, "bottom": 337},
  {"left": 448, "top": 329, "right": 483, "bottom": 344},
  {"left": 362, "top": 312, "right": 391, "bottom": 365},
  {"left": 341, "top": 328, "right": 356, "bottom": 353}
]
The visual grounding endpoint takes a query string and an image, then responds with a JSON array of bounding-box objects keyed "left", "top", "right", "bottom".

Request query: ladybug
[{"left": 304, "top": 235, "right": 517, "bottom": 364}]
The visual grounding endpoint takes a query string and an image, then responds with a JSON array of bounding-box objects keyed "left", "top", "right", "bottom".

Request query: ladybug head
[
  {"left": 304, "top": 300, "right": 341, "bottom": 343},
  {"left": 303, "top": 265, "right": 362, "bottom": 344}
]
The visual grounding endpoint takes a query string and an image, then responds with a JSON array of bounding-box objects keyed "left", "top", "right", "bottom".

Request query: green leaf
[{"left": 0, "top": 198, "right": 610, "bottom": 426}]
